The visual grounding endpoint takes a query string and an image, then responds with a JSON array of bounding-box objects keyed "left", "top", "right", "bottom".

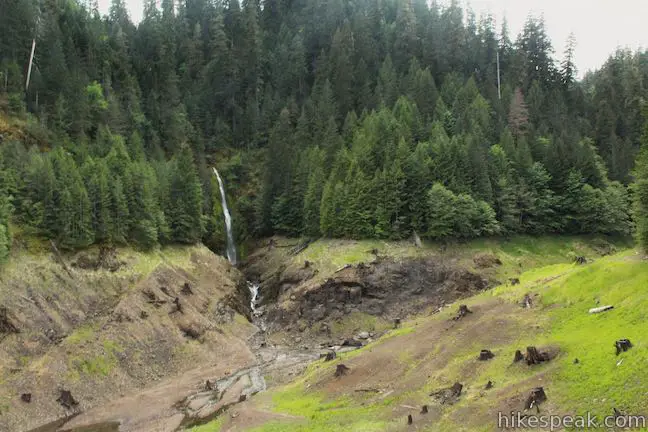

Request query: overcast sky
[{"left": 98, "top": 0, "right": 648, "bottom": 78}]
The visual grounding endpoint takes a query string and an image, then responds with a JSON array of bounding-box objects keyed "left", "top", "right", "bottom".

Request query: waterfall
[{"left": 212, "top": 167, "right": 237, "bottom": 265}]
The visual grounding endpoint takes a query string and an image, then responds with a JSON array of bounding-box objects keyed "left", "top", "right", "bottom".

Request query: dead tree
[
  {"left": 513, "top": 350, "right": 524, "bottom": 363},
  {"left": 525, "top": 346, "right": 549, "bottom": 365},
  {"left": 56, "top": 390, "right": 78, "bottom": 409},
  {"left": 615, "top": 339, "right": 633, "bottom": 355},
  {"left": 524, "top": 387, "right": 547, "bottom": 410},
  {"left": 453, "top": 305, "right": 472, "bottom": 321},
  {"left": 335, "top": 364, "right": 350, "bottom": 377},
  {"left": 478, "top": 350, "right": 495, "bottom": 361}
]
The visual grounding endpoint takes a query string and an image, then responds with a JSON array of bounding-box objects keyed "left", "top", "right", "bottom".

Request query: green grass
[
  {"left": 68, "top": 339, "right": 124, "bottom": 378},
  {"left": 186, "top": 417, "right": 225, "bottom": 432}
]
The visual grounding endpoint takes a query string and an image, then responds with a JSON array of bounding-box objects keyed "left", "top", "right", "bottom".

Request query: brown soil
[{"left": 0, "top": 245, "right": 256, "bottom": 432}]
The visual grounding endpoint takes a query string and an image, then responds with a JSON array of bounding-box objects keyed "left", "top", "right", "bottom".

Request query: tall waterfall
[{"left": 212, "top": 167, "right": 237, "bottom": 265}]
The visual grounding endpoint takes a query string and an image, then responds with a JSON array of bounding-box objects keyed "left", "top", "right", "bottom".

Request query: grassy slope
[{"left": 192, "top": 236, "right": 648, "bottom": 431}]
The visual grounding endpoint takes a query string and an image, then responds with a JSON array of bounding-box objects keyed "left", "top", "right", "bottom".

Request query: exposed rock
[{"left": 357, "top": 331, "right": 370, "bottom": 340}]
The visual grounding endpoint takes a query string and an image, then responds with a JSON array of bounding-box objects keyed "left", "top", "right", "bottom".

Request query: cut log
[
  {"left": 615, "top": 339, "right": 633, "bottom": 355},
  {"left": 513, "top": 350, "right": 524, "bottom": 363},
  {"left": 335, "top": 364, "right": 350, "bottom": 377},
  {"left": 589, "top": 305, "right": 614, "bottom": 314},
  {"left": 56, "top": 390, "right": 78, "bottom": 409},
  {"left": 478, "top": 350, "right": 495, "bottom": 361},
  {"left": 524, "top": 387, "right": 547, "bottom": 410},
  {"left": 452, "top": 305, "right": 472, "bottom": 321},
  {"left": 525, "top": 346, "right": 550, "bottom": 365}
]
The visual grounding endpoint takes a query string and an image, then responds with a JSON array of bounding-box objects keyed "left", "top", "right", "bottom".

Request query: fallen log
[
  {"left": 589, "top": 305, "right": 614, "bottom": 314},
  {"left": 430, "top": 382, "right": 463, "bottom": 405}
]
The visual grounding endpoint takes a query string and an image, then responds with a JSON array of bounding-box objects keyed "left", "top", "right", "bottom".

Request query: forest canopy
[{"left": 1, "top": 0, "right": 648, "bottom": 259}]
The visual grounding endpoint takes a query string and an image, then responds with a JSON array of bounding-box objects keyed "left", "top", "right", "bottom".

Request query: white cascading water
[
  {"left": 212, "top": 167, "right": 237, "bottom": 266},
  {"left": 213, "top": 167, "right": 260, "bottom": 315}
]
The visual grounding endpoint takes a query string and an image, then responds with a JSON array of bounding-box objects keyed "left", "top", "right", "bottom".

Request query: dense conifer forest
[{"left": 2, "top": 0, "right": 648, "bottom": 259}]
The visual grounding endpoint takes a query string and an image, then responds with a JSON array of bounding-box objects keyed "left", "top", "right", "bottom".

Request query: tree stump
[
  {"left": 509, "top": 278, "right": 520, "bottom": 286},
  {"left": 304, "top": 260, "right": 311, "bottom": 269},
  {"left": 173, "top": 297, "right": 183, "bottom": 314},
  {"left": 453, "top": 305, "right": 472, "bottom": 321},
  {"left": 478, "top": 350, "right": 495, "bottom": 361},
  {"left": 21, "top": 393, "right": 31, "bottom": 403},
  {"left": 0, "top": 306, "right": 18, "bottom": 334},
  {"left": 513, "top": 350, "right": 524, "bottom": 363},
  {"left": 525, "top": 346, "right": 549, "bottom": 365},
  {"left": 324, "top": 351, "right": 337, "bottom": 362},
  {"left": 615, "top": 339, "right": 633, "bottom": 355},
  {"left": 407, "top": 414, "right": 413, "bottom": 425},
  {"left": 56, "top": 390, "right": 78, "bottom": 409},
  {"left": 522, "top": 294, "right": 533, "bottom": 309},
  {"left": 574, "top": 256, "right": 587, "bottom": 265},
  {"left": 524, "top": 387, "right": 547, "bottom": 410},
  {"left": 335, "top": 364, "right": 350, "bottom": 377},
  {"left": 420, "top": 405, "right": 428, "bottom": 414},
  {"left": 181, "top": 282, "right": 193, "bottom": 295},
  {"left": 239, "top": 394, "right": 247, "bottom": 402},
  {"left": 393, "top": 318, "right": 402, "bottom": 329},
  {"left": 485, "top": 381, "right": 493, "bottom": 390}
]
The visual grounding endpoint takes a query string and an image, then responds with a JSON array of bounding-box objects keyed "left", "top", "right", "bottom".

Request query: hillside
[
  {"left": 0, "top": 238, "right": 255, "bottom": 432},
  {"left": 190, "top": 237, "right": 648, "bottom": 431}
]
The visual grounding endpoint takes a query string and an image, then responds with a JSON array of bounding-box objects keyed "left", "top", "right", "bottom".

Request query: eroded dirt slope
[{"left": 0, "top": 244, "right": 255, "bottom": 432}]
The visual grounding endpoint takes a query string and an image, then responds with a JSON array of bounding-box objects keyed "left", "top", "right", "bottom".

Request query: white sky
[{"left": 98, "top": 0, "right": 648, "bottom": 78}]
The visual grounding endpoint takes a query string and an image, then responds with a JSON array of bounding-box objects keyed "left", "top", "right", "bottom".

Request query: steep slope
[
  {"left": 0, "top": 241, "right": 255, "bottom": 432},
  {"left": 194, "top": 239, "right": 647, "bottom": 431}
]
